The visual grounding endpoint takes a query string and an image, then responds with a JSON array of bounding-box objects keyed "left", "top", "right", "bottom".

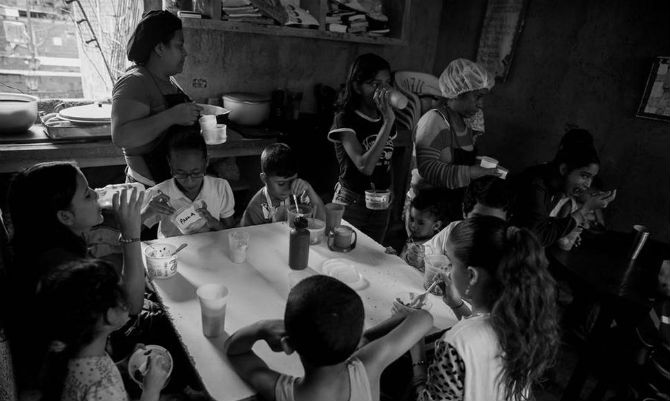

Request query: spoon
[
  {"left": 171, "top": 243, "right": 188, "bottom": 256},
  {"left": 409, "top": 280, "right": 439, "bottom": 308}
]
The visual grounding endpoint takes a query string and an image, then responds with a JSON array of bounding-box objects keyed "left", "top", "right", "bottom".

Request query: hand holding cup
[{"left": 113, "top": 187, "right": 144, "bottom": 239}]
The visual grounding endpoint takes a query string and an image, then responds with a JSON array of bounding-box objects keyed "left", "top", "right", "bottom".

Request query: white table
[{"left": 146, "top": 222, "right": 457, "bottom": 401}]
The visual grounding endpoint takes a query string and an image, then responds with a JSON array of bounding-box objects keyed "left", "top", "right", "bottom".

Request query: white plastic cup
[
  {"left": 196, "top": 284, "right": 228, "bottom": 337},
  {"left": 364, "top": 189, "right": 391, "bottom": 210},
  {"left": 497, "top": 166, "right": 509, "bottom": 179},
  {"left": 479, "top": 156, "right": 499, "bottom": 169},
  {"left": 203, "top": 124, "right": 227, "bottom": 145},
  {"left": 198, "top": 115, "right": 217, "bottom": 131},
  {"left": 144, "top": 244, "right": 178, "bottom": 279},
  {"left": 424, "top": 254, "right": 449, "bottom": 295},
  {"left": 389, "top": 89, "right": 408, "bottom": 110},
  {"left": 228, "top": 230, "right": 249, "bottom": 263},
  {"left": 95, "top": 182, "right": 145, "bottom": 209}
]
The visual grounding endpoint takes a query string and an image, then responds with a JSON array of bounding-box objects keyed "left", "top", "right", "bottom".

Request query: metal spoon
[
  {"left": 409, "top": 281, "right": 439, "bottom": 308},
  {"left": 171, "top": 243, "right": 188, "bottom": 256}
]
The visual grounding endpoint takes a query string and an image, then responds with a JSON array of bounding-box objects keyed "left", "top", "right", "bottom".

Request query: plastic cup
[
  {"left": 629, "top": 225, "right": 650, "bottom": 260},
  {"left": 324, "top": 203, "right": 345, "bottom": 233},
  {"left": 199, "top": 115, "right": 217, "bottom": 130},
  {"left": 364, "top": 189, "right": 391, "bottom": 210},
  {"left": 333, "top": 225, "right": 356, "bottom": 249},
  {"left": 203, "top": 124, "right": 227, "bottom": 145},
  {"left": 287, "top": 204, "right": 313, "bottom": 228},
  {"left": 128, "top": 345, "right": 173, "bottom": 389},
  {"left": 196, "top": 284, "right": 228, "bottom": 337},
  {"left": 479, "top": 156, "right": 498, "bottom": 169},
  {"left": 144, "top": 244, "right": 178, "bottom": 279},
  {"left": 424, "top": 254, "right": 449, "bottom": 295},
  {"left": 306, "top": 218, "right": 325, "bottom": 244},
  {"left": 95, "top": 182, "right": 145, "bottom": 209},
  {"left": 228, "top": 230, "right": 249, "bottom": 263},
  {"left": 389, "top": 89, "right": 408, "bottom": 109},
  {"left": 497, "top": 166, "right": 509, "bottom": 179}
]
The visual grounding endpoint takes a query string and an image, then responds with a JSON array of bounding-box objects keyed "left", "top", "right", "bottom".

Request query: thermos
[{"left": 289, "top": 216, "right": 310, "bottom": 270}]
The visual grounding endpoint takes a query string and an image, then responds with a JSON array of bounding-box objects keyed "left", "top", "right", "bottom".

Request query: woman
[
  {"left": 410, "top": 58, "right": 498, "bottom": 223},
  {"left": 512, "top": 128, "right": 616, "bottom": 247},
  {"left": 112, "top": 10, "right": 202, "bottom": 186}
]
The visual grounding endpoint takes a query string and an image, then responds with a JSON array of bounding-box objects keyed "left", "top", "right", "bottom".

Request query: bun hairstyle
[
  {"left": 553, "top": 128, "right": 600, "bottom": 174},
  {"left": 448, "top": 216, "right": 560, "bottom": 401}
]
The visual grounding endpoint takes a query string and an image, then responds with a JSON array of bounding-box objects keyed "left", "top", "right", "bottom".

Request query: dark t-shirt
[{"left": 328, "top": 110, "right": 396, "bottom": 194}]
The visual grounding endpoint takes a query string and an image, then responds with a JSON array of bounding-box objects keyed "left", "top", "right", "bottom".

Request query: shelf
[{"left": 181, "top": 17, "right": 407, "bottom": 46}]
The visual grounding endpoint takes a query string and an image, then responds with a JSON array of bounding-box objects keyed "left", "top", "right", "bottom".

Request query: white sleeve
[{"left": 218, "top": 179, "right": 235, "bottom": 219}]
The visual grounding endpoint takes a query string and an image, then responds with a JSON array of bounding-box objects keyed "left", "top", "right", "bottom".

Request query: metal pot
[
  {"left": 222, "top": 93, "right": 270, "bottom": 126},
  {"left": 0, "top": 93, "right": 38, "bottom": 134}
]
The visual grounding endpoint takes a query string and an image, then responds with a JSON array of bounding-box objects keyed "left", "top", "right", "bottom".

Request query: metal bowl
[
  {"left": 222, "top": 93, "right": 270, "bottom": 126},
  {"left": 0, "top": 93, "right": 38, "bottom": 134}
]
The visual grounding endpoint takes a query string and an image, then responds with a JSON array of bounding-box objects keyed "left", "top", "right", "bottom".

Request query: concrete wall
[
  {"left": 434, "top": 0, "right": 670, "bottom": 242},
  {"left": 176, "top": 0, "right": 443, "bottom": 113}
]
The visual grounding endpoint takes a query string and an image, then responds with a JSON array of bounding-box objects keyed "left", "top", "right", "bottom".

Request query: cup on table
[
  {"left": 327, "top": 225, "right": 357, "bottom": 252},
  {"left": 324, "top": 203, "right": 345, "bottom": 234},
  {"left": 424, "top": 254, "right": 449, "bottom": 295},
  {"left": 287, "top": 204, "right": 313, "bottom": 228},
  {"left": 144, "top": 244, "right": 178, "bottom": 279},
  {"left": 306, "top": 218, "right": 326, "bottom": 245},
  {"left": 196, "top": 284, "right": 228, "bottom": 337},
  {"left": 629, "top": 225, "right": 650, "bottom": 260},
  {"left": 479, "top": 156, "right": 498, "bottom": 169},
  {"left": 228, "top": 230, "right": 249, "bottom": 263}
]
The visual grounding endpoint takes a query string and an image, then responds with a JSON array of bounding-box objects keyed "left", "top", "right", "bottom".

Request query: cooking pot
[
  {"left": 0, "top": 93, "right": 38, "bottom": 134},
  {"left": 222, "top": 93, "right": 270, "bottom": 126}
]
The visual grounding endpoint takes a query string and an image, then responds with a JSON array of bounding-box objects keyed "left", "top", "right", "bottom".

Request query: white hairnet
[{"left": 439, "top": 59, "right": 494, "bottom": 99}]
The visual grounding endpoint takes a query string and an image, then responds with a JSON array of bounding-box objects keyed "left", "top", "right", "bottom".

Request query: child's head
[
  {"left": 462, "top": 176, "right": 513, "bottom": 220},
  {"left": 408, "top": 188, "right": 448, "bottom": 240},
  {"left": 284, "top": 275, "right": 364, "bottom": 367},
  {"left": 167, "top": 126, "right": 208, "bottom": 194},
  {"left": 338, "top": 53, "right": 391, "bottom": 112},
  {"left": 445, "top": 216, "right": 559, "bottom": 401},
  {"left": 8, "top": 162, "right": 102, "bottom": 246},
  {"left": 260, "top": 143, "right": 298, "bottom": 200},
  {"left": 553, "top": 128, "right": 600, "bottom": 197}
]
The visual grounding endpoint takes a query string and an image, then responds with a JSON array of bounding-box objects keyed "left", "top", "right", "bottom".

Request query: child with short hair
[
  {"left": 226, "top": 275, "right": 433, "bottom": 401},
  {"left": 142, "top": 126, "right": 236, "bottom": 238},
  {"left": 398, "top": 188, "right": 448, "bottom": 270},
  {"left": 39, "top": 259, "right": 169, "bottom": 401},
  {"left": 240, "top": 143, "right": 325, "bottom": 227}
]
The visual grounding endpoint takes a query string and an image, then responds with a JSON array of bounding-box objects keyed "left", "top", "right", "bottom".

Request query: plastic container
[
  {"left": 0, "top": 93, "right": 38, "bottom": 133},
  {"left": 128, "top": 344, "right": 173, "bottom": 389},
  {"left": 287, "top": 204, "right": 313, "bottom": 228},
  {"left": 289, "top": 216, "right": 310, "bottom": 270},
  {"left": 95, "top": 182, "right": 145, "bottom": 209},
  {"left": 389, "top": 89, "right": 408, "bottom": 109},
  {"left": 144, "top": 244, "right": 178, "bottom": 279},
  {"left": 364, "top": 189, "right": 391, "bottom": 210},
  {"left": 171, "top": 201, "right": 207, "bottom": 235},
  {"left": 306, "top": 218, "right": 325, "bottom": 245}
]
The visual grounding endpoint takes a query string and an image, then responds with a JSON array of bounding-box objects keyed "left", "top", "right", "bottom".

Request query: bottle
[{"left": 289, "top": 216, "right": 310, "bottom": 270}]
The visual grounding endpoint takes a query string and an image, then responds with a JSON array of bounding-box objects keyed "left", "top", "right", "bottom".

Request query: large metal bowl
[
  {"left": 223, "top": 93, "right": 270, "bottom": 126},
  {"left": 0, "top": 93, "right": 38, "bottom": 134}
]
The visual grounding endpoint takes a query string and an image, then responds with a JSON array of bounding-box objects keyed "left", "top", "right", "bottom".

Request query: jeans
[{"left": 333, "top": 183, "right": 391, "bottom": 244}]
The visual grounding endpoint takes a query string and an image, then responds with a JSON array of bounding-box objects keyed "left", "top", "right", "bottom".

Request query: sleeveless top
[{"left": 274, "top": 358, "right": 373, "bottom": 401}]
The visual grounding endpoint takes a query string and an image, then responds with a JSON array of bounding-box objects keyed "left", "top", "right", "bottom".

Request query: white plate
[{"left": 321, "top": 258, "right": 367, "bottom": 290}]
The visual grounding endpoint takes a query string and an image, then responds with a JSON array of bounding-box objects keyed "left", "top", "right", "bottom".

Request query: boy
[
  {"left": 398, "top": 188, "right": 448, "bottom": 270},
  {"left": 226, "top": 275, "right": 433, "bottom": 401},
  {"left": 142, "top": 127, "right": 235, "bottom": 238},
  {"left": 240, "top": 143, "right": 325, "bottom": 227}
]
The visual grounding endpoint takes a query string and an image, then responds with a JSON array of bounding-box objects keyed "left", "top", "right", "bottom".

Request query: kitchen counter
[{"left": 0, "top": 126, "right": 277, "bottom": 174}]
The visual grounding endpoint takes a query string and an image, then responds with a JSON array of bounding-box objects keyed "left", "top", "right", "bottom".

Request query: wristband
[
  {"left": 412, "top": 360, "right": 426, "bottom": 367},
  {"left": 118, "top": 235, "right": 141, "bottom": 244}
]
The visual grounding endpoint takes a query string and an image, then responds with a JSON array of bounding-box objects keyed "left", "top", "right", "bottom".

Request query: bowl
[
  {"left": 197, "top": 103, "right": 230, "bottom": 125},
  {"left": 321, "top": 258, "right": 366, "bottom": 290},
  {"left": 222, "top": 93, "right": 270, "bottom": 126},
  {"left": 144, "top": 244, "right": 178, "bottom": 279},
  {"left": 0, "top": 93, "right": 38, "bottom": 133},
  {"left": 364, "top": 189, "right": 391, "bottom": 210},
  {"left": 128, "top": 345, "right": 173, "bottom": 389},
  {"left": 393, "top": 291, "right": 432, "bottom": 312},
  {"left": 306, "top": 218, "right": 325, "bottom": 244}
]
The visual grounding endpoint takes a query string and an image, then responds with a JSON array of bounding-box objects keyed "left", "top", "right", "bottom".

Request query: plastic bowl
[
  {"left": 321, "top": 258, "right": 366, "bottom": 290},
  {"left": 364, "top": 190, "right": 391, "bottom": 210},
  {"left": 0, "top": 93, "right": 38, "bottom": 133},
  {"left": 128, "top": 345, "right": 173, "bottom": 389},
  {"left": 306, "top": 218, "right": 325, "bottom": 244},
  {"left": 144, "top": 244, "right": 178, "bottom": 279}
]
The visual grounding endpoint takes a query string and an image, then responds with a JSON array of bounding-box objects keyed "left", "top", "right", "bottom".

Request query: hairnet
[
  {"left": 127, "top": 10, "right": 182, "bottom": 65},
  {"left": 439, "top": 59, "right": 494, "bottom": 99}
]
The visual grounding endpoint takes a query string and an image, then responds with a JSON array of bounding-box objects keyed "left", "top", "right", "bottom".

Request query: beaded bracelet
[
  {"left": 412, "top": 360, "right": 426, "bottom": 367},
  {"left": 118, "top": 235, "right": 141, "bottom": 244}
]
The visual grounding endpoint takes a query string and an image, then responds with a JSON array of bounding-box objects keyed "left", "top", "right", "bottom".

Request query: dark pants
[{"left": 333, "top": 183, "right": 391, "bottom": 244}]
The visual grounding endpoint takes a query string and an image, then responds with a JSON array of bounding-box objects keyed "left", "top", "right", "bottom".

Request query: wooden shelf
[{"left": 181, "top": 17, "right": 407, "bottom": 46}]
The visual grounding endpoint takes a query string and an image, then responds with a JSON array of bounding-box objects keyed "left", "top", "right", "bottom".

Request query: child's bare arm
[
  {"left": 355, "top": 310, "right": 433, "bottom": 379},
  {"left": 291, "top": 178, "right": 326, "bottom": 222},
  {"left": 225, "top": 320, "right": 284, "bottom": 401}
]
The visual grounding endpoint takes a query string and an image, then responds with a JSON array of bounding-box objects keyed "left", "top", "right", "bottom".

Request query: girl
[
  {"left": 411, "top": 216, "right": 560, "bottom": 401},
  {"left": 6, "top": 161, "right": 145, "bottom": 390},
  {"left": 39, "top": 259, "right": 169, "bottom": 401},
  {"left": 512, "top": 129, "right": 616, "bottom": 247},
  {"left": 410, "top": 59, "right": 498, "bottom": 224},
  {"left": 328, "top": 53, "right": 397, "bottom": 243}
]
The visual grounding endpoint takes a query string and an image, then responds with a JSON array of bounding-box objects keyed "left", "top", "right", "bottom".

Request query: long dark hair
[
  {"left": 39, "top": 259, "right": 127, "bottom": 401},
  {"left": 336, "top": 53, "right": 391, "bottom": 113},
  {"left": 449, "top": 216, "right": 560, "bottom": 401},
  {"left": 553, "top": 128, "right": 600, "bottom": 174},
  {"left": 8, "top": 162, "right": 86, "bottom": 258}
]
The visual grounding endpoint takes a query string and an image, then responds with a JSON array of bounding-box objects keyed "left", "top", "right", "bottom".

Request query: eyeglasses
[{"left": 173, "top": 171, "right": 205, "bottom": 180}]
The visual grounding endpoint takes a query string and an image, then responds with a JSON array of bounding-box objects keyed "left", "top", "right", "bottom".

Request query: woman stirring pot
[{"left": 112, "top": 10, "right": 202, "bottom": 186}]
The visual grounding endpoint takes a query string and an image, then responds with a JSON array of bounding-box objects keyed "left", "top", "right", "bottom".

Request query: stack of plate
[{"left": 57, "top": 103, "right": 111, "bottom": 125}]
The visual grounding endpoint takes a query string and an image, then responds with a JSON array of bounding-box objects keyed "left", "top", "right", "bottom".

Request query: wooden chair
[{"left": 0, "top": 208, "right": 18, "bottom": 401}]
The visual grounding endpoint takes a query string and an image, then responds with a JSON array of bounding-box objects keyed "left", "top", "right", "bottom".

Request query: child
[
  {"left": 411, "top": 216, "right": 560, "bottom": 401},
  {"left": 240, "top": 143, "right": 325, "bottom": 227},
  {"left": 397, "top": 188, "right": 448, "bottom": 271},
  {"left": 142, "top": 127, "right": 236, "bottom": 238},
  {"left": 226, "top": 275, "right": 433, "bottom": 401},
  {"left": 7, "top": 161, "right": 146, "bottom": 390},
  {"left": 328, "top": 53, "right": 397, "bottom": 244},
  {"left": 39, "top": 259, "right": 169, "bottom": 401}
]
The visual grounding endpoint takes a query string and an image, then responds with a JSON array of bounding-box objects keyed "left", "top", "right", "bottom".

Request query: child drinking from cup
[
  {"left": 7, "top": 161, "right": 146, "bottom": 391},
  {"left": 226, "top": 275, "right": 433, "bottom": 401},
  {"left": 142, "top": 126, "right": 236, "bottom": 238},
  {"left": 328, "top": 53, "right": 398, "bottom": 244},
  {"left": 241, "top": 143, "right": 325, "bottom": 227},
  {"left": 411, "top": 216, "right": 560, "bottom": 401},
  {"left": 39, "top": 259, "right": 169, "bottom": 401}
]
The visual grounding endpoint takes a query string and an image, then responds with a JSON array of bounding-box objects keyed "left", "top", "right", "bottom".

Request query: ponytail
[
  {"left": 40, "top": 341, "right": 73, "bottom": 401},
  {"left": 491, "top": 226, "right": 560, "bottom": 401}
]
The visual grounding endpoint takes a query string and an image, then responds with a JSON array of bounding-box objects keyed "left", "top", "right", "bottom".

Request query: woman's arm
[
  {"left": 341, "top": 120, "right": 394, "bottom": 176},
  {"left": 114, "top": 188, "right": 146, "bottom": 315}
]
